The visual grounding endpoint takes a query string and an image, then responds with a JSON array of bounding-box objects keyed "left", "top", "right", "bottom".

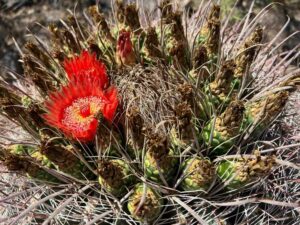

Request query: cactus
[
  {"left": 39, "top": 135, "right": 93, "bottom": 180},
  {"left": 0, "top": 1, "right": 299, "bottom": 225}
]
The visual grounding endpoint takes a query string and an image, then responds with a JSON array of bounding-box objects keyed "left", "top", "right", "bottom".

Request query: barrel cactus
[{"left": 0, "top": 1, "right": 299, "bottom": 224}]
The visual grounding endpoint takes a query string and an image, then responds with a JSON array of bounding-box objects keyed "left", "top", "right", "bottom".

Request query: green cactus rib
[
  {"left": 216, "top": 160, "right": 245, "bottom": 189},
  {"left": 127, "top": 184, "right": 163, "bottom": 223}
]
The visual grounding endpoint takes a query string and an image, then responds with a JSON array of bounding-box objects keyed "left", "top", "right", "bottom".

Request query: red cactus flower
[
  {"left": 43, "top": 78, "right": 118, "bottom": 142},
  {"left": 116, "top": 30, "right": 136, "bottom": 66},
  {"left": 64, "top": 51, "right": 108, "bottom": 89}
]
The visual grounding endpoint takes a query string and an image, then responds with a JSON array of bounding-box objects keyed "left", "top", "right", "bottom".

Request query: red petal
[
  {"left": 64, "top": 51, "right": 108, "bottom": 89},
  {"left": 102, "top": 87, "right": 119, "bottom": 121}
]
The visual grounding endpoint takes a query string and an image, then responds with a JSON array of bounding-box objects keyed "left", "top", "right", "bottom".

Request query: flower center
[
  {"left": 80, "top": 104, "right": 91, "bottom": 118},
  {"left": 62, "top": 96, "right": 104, "bottom": 132}
]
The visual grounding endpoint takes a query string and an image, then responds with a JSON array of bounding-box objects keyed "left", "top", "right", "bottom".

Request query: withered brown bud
[
  {"left": 25, "top": 42, "right": 51, "bottom": 68},
  {"left": 23, "top": 55, "right": 56, "bottom": 94},
  {"left": 88, "top": 41, "right": 104, "bottom": 59},
  {"left": 168, "top": 40, "right": 187, "bottom": 68},
  {"left": 124, "top": 4, "right": 140, "bottom": 31},
  {"left": 4, "top": 155, "right": 29, "bottom": 171},
  {"left": 175, "top": 101, "right": 192, "bottom": 129},
  {"left": 126, "top": 106, "right": 145, "bottom": 150},
  {"left": 235, "top": 27, "right": 263, "bottom": 78},
  {"left": 49, "top": 24, "right": 65, "bottom": 47},
  {"left": 201, "top": 4, "right": 221, "bottom": 57},
  {"left": 116, "top": 0, "right": 126, "bottom": 24},
  {"left": 2, "top": 150, "right": 41, "bottom": 178},
  {"left": 207, "top": 4, "right": 220, "bottom": 20},
  {"left": 221, "top": 100, "right": 245, "bottom": 128},
  {"left": 40, "top": 142, "right": 78, "bottom": 171},
  {"left": 98, "top": 160, "right": 124, "bottom": 188},
  {"left": 144, "top": 27, "right": 161, "bottom": 58},
  {"left": 26, "top": 103, "right": 47, "bottom": 129},
  {"left": 52, "top": 49, "right": 66, "bottom": 63},
  {"left": 63, "top": 30, "right": 80, "bottom": 53},
  {"left": 88, "top": 5, "right": 102, "bottom": 23},
  {"left": 146, "top": 131, "right": 169, "bottom": 161},
  {"left": 210, "top": 60, "right": 236, "bottom": 96},
  {"left": 164, "top": 10, "right": 185, "bottom": 43},
  {"left": 177, "top": 83, "right": 194, "bottom": 102},
  {"left": 88, "top": 5, "right": 115, "bottom": 43},
  {"left": 160, "top": 0, "right": 173, "bottom": 19},
  {"left": 193, "top": 45, "right": 209, "bottom": 69},
  {"left": 66, "top": 15, "right": 87, "bottom": 41}
]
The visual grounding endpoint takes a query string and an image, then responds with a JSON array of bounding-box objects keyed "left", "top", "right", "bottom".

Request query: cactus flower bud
[{"left": 116, "top": 30, "right": 136, "bottom": 66}]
